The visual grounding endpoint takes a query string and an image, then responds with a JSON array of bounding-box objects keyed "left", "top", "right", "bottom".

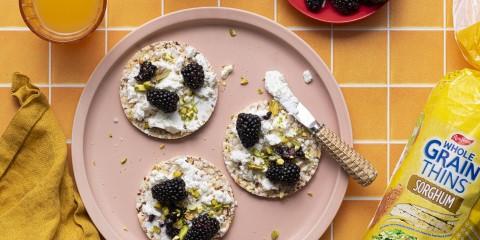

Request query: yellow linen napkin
[{"left": 0, "top": 73, "right": 100, "bottom": 240}]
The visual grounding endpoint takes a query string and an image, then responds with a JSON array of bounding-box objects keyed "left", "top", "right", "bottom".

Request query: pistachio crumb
[
  {"left": 271, "top": 230, "right": 280, "bottom": 240},
  {"left": 276, "top": 158, "right": 285, "bottom": 165},
  {"left": 228, "top": 28, "right": 237, "bottom": 37},
  {"left": 120, "top": 157, "right": 128, "bottom": 165},
  {"left": 307, "top": 192, "right": 314, "bottom": 197},
  {"left": 257, "top": 88, "right": 264, "bottom": 95},
  {"left": 173, "top": 170, "right": 183, "bottom": 178},
  {"left": 240, "top": 76, "right": 249, "bottom": 86},
  {"left": 159, "top": 144, "right": 166, "bottom": 150}
]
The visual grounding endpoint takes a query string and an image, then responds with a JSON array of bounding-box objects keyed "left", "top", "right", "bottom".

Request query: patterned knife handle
[{"left": 312, "top": 123, "right": 378, "bottom": 186}]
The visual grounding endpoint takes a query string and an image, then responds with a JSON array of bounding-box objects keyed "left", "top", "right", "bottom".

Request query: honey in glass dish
[{"left": 20, "top": 0, "right": 106, "bottom": 43}]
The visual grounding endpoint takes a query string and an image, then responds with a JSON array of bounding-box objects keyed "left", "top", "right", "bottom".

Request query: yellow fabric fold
[{"left": 0, "top": 73, "right": 100, "bottom": 240}]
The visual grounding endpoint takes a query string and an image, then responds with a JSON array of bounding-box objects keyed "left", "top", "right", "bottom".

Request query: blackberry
[
  {"left": 181, "top": 62, "right": 205, "bottom": 90},
  {"left": 273, "top": 144, "right": 305, "bottom": 160},
  {"left": 146, "top": 89, "right": 179, "bottom": 113},
  {"left": 305, "top": 0, "right": 326, "bottom": 12},
  {"left": 265, "top": 164, "right": 284, "bottom": 183},
  {"left": 184, "top": 214, "right": 220, "bottom": 240},
  {"left": 151, "top": 178, "right": 187, "bottom": 204},
  {"left": 266, "top": 162, "right": 301, "bottom": 185},
  {"left": 361, "top": 0, "right": 386, "bottom": 5},
  {"left": 236, "top": 113, "right": 262, "bottom": 148},
  {"left": 282, "top": 161, "right": 301, "bottom": 184},
  {"left": 262, "top": 111, "right": 272, "bottom": 120},
  {"left": 331, "top": 0, "right": 360, "bottom": 15},
  {"left": 135, "top": 61, "right": 157, "bottom": 82}
]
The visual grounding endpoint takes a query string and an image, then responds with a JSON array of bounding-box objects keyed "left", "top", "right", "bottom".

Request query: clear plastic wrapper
[{"left": 453, "top": 0, "right": 480, "bottom": 69}]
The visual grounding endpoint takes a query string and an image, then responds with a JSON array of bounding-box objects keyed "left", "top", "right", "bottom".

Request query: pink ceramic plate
[{"left": 72, "top": 7, "right": 350, "bottom": 240}]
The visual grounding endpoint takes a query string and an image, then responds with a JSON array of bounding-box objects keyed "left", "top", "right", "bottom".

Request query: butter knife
[{"left": 265, "top": 71, "right": 377, "bottom": 186}]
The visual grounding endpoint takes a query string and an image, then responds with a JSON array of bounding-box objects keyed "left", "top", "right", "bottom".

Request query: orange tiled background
[{"left": 0, "top": 0, "right": 472, "bottom": 239}]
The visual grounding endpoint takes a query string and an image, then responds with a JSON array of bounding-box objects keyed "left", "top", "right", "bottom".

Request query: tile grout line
[
  {"left": 353, "top": 139, "right": 408, "bottom": 144},
  {"left": 104, "top": 5, "right": 109, "bottom": 55},
  {"left": 386, "top": 1, "right": 391, "bottom": 183},
  {"left": 274, "top": 0, "right": 278, "bottom": 22},
  {"left": 0, "top": 27, "right": 458, "bottom": 32},
  {"left": 48, "top": 42, "right": 52, "bottom": 104},
  {"left": 339, "top": 83, "right": 435, "bottom": 88},
  {"left": 443, "top": 0, "right": 447, "bottom": 75},
  {"left": 161, "top": 0, "right": 165, "bottom": 16},
  {"left": 330, "top": 222, "right": 334, "bottom": 240},
  {"left": 330, "top": 25, "right": 334, "bottom": 73},
  {"left": 344, "top": 196, "right": 383, "bottom": 201},
  {"left": 286, "top": 26, "right": 455, "bottom": 31}
]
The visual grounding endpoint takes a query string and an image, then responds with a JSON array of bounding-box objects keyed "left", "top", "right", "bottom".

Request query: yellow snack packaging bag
[
  {"left": 364, "top": 69, "right": 480, "bottom": 240},
  {"left": 454, "top": 0, "right": 480, "bottom": 69}
]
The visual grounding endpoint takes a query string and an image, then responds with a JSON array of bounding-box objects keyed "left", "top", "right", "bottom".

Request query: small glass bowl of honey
[{"left": 19, "top": 0, "right": 106, "bottom": 43}]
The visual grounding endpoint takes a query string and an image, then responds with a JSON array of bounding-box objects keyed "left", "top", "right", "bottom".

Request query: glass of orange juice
[{"left": 19, "top": 0, "right": 106, "bottom": 43}]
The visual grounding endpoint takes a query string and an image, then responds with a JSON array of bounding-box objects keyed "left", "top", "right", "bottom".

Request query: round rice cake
[
  {"left": 120, "top": 41, "right": 218, "bottom": 139},
  {"left": 136, "top": 156, "right": 236, "bottom": 240},
  {"left": 223, "top": 101, "right": 321, "bottom": 198}
]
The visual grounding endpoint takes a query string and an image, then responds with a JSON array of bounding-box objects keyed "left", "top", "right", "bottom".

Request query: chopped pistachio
[
  {"left": 143, "top": 81, "right": 154, "bottom": 90},
  {"left": 265, "top": 146, "right": 273, "bottom": 155},
  {"left": 276, "top": 158, "right": 285, "bottom": 165},
  {"left": 179, "top": 226, "right": 189, "bottom": 240},
  {"left": 162, "top": 53, "right": 175, "bottom": 63},
  {"left": 257, "top": 88, "right": 264, "bottom": 95},
  {"left": 143, "top": 122, "right": 150, "bottom": 129},
  {"left": 252, "top": 149, "right": 265, "bottom": 158},
  {"left": 247, "top": 162, "right": 265, "bottom": 171},
  {"left": 154, "top": 202, "right": 162, "bottom": 209},
  {"left": 187, "top": 188, "right": 201, "bottom": 199},
  {"left": 173, "top": 219, "right": 185, "bottom": 229},
  {"left": 134, "top": 84, "right": 147, "bottom": 92},
  {"left": 268, "top": 100, "right": 280, "bottom": 116},
  {"left": 307, "top": 192, "right": 314, "bottom": 197},
  {"left": 151, "top": 225, "right": 161, "bottom": 234},
  {"left": 229, "top": 28, "right": 237, "bottom": 37},
  {"left": 155, "top": 68, "right": 171, "bottom": 82},
  {"left": 161, "top": 206, "right": 169, "bottom": 216},
  {"left": 173, "top": 170, "right": 183, "bottom": 177},
  {"left": 120, "top": 157, "right": 128, "bottom": 165},
  {"left": 240, "top": 76, "right": 249, "bottom": 86},
  {"left": 271, "top": 230, "right": 280, "bottom": 240}
]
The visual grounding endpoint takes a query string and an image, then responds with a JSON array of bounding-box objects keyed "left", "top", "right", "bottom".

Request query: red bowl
[{"left": 288, "top": 0, "right": 387, "bottom": 24}]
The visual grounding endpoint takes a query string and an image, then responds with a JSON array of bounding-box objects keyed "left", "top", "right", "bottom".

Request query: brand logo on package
[{"left": 451, "top": 133, "right": 474, "bottom": 146}]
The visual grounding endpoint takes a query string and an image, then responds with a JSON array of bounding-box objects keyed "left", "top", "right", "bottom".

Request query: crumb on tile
[{"left": 120, "top": 157, "right": 128, "bottom": 165}]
